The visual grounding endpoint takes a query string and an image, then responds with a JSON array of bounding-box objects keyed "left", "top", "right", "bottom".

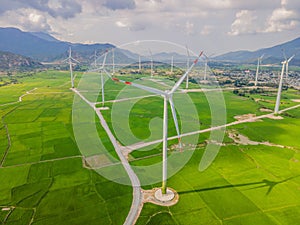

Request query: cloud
[
  {"left": 265, "top": 7, "right": 299, "bottom": 32},
  {"left": 0, "top": 0, "right": 82, "bottom": 19},
  {"left": 1, "top": 8, "right": 52, "bottom": 32},
  {"left": 27, "top": 0, "right": 82, "bottom": 19},
  {"left": 47, "top": 0, "right": 82, "bottom": 18},
  {"left": 115, "top": 20, "right": 129, "bottom": 28},
  {"left": 201, "top": 25, "right": 214, "bottom": 35},
  {"left": 184, "top": 21, "right": 196, "bottom": 36},
  {"left": 115, "top": 18, "right": 147, "bottom": 31},
  {"left": 228, "top": 10, "right": 259, "bottom": 35},
  {"left": 264, "top": 0, "right": 300, "bottom": 33},
  {"left": 103, "top": 0, "right": 135, "bottom": 10}
]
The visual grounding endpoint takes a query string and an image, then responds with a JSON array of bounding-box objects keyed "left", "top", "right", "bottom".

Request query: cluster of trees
[{"left": 233, "top": 88, "right": 268, "bottom": 97}]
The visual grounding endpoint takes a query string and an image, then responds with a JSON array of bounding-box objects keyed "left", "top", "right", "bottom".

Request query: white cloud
[
  {"left": 115, "top": 20, "right": 129, "bottom": 28},
  {"left": 0, "top": 0, "right": 299, "bottom": 54},
  {"left": 264, "top": 0, "right": 300, "bottom": 33},
  {"left": 201, "top": 25, "right": 214, "bottom": 35},
  {"left": 0, "top": 8, "right": 52, "bottom": 32},
  {"left": 228, "top": 10, "right": 259, "bottom": 35},
  {"left": 265, "top": 8, "right": 298, "bottom": 32},
  {"left": 185, "top": 21, "right": 195, "bottom": 36}
]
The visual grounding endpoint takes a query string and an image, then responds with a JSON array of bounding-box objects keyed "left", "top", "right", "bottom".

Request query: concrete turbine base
[
  {"left": 154, "top": 188, "right": 175, "bottom": 202},
  {"left": 142, "top": 187, "right": 179, "bottom": 206}
]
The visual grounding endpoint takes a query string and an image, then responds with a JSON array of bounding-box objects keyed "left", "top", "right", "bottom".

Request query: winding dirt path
[{"left": 0, "top": 88, "right": 37, "bottom": 107}]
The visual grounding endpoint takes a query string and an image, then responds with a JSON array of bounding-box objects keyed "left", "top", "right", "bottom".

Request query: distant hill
[
  {"left": 0, "top": 50, "right": 42, "bottom": 71},
  {"left": 214, "top": 37, "right": 300, "bottom": 65},
  {"left": 29, "top": 31, "right": 61, "bottom": 42},
  {"left": 0, "top": 27, "right": 115, "bottom": 62},
  {"left": 1, "top": 27, "right": 299, "bottom": 66}
]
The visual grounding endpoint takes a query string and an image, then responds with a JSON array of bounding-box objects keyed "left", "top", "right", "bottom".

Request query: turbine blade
[
  {"left": 170, "top": 51, "right": 203, "bottom": 94},
  {"left": 102, "top": 69, "right": 165, "bottom": 96},
  {"left": 130, "top": 82, "right": 165, "bottom": 95},
  {"left": 169, "top": 96, "right": 182, "bottom": 149},
  {"left": 102, "top": 50, "right": 108, "bottom": 68},
  {"left": 88, "top": 52, "right": 109, "bottom": 72},
  {"left": 61, "top": 58, "right": 69, "bottom": 63},
  {"left": 282, "top": 49, "right": 287, "bottom": 61},
  {"left": 185, "top": 45, "right": 190, "bottom": 89},
  {"left": 71, "top": 57, "right": 80, "bottom": 64},
  {"left": 288, "top": 54, "right": 295, "bottom": 63},
  {"left": 186, "top": 45, "right": 190, "bottom": 67}
]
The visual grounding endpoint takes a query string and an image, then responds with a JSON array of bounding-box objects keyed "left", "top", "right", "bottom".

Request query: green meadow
[
  {"left": 0, "top": 71, "right": 131, "bottom": 225},
  {"left": 134, "top": 105, "right": 300, "bottom": 224},
  {"left": 0, "top": 70, "right": 299, "bottom": 225}
]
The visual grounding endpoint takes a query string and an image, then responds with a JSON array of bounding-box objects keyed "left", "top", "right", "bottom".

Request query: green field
[
  {"left": 1, "top": 70, "right": 300, "bottom": 224},
  {"left": 0, "top": 71, "right": 132, "bottom": 225}
]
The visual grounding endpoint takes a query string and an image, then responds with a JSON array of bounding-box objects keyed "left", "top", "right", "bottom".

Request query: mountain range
[
  {"left": 0, "top": 27, "right": 114, "bottom": 63},
  {"left": 214, "top": 37, "right": 300, "bottom": 65},
  {"left": 0, "top": 27, "right": 299, "bottom": 66}
]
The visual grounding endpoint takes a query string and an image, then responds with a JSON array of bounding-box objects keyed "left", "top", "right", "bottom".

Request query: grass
[
  {"left": 232, "top": 107, "right": 300, "bottom": 148},
  {"left": 136, "top": 142, "right": 300, "bottom": 224},
  {"left": 126, "top": 82, "right": 300, "bottom": 224},
  {"left": 1, "top": 70, "right": 300, "bottom": 224},
  {"left": 0, "top": 71, "right": 132, "bottom": 225}
]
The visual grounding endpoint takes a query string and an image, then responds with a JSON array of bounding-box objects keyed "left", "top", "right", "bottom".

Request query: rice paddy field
[
  {"left": 0, "top": 70, "right": 300, "bottom": 224},
  {"left": 0, "top": 71, "right": 132, "bottom": 225}
]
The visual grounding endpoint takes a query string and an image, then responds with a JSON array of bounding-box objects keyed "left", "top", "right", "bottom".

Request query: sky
[{"left": 0, "top": 0, "right": 300, "bottom": 55}]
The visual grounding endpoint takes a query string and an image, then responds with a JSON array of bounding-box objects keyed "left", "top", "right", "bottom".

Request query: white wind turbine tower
[
  {"left": 254, "top": 54, "right": 264, "bottom": 87},
  {"left": 149, "top": 49, "right": 154, "bottom": 77},
  {"left": 185, "top": 45, "right": 190, "bottom": 89},
  {"left": 104, "top": 52, "right": 203, "bottom": 195},
  {"left": 63, "top": 47, "right": 79, "bottom": 88},
  {"left": 274, "top": 54, "right": 294, "bottom": 114},
  {"left": 138, "top": 55, "right": 142, "bottom": 72},
  {"left": 112, "top": 48, "right": 115, "bottom": 76},
  {"left": 204, "top": 55, "right": 208, "bottom": 81},
  {"left": 93, "top": 50, "right": 97, "bottom": 67},
  {"left": 170, "top": 56, "right": 174, "bottom": 74},
  {"left": 90, "top": 50, "right": 108, "bottom": 107}
]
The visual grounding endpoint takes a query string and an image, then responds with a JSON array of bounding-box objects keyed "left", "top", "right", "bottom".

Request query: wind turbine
[
  {"left": 63, "top": 47, "right": 79, "bottom": 88},
  {"left": 203, "top": 53, "right": 215, "bottom": 81},
  {"left": 104, "top": 51, "right": 203, "bottom": 194},
  {"left": 274, "top": 54, "right": 295, "bottom": 114},
  {"left": 274, "top": 58, "right": 287, "bottom": 114},
  {"left": 112, "top": 48, "right": 115, "bottom": 76},
  {"left": 90, "top": 50, "right": 108, "bottom": 107},
  {"left": 254, "top": 54, "right": 264, "bottom": 87},
  {"left": 171, "top": 55, "right": 174, "bottom": 74},
  {"left": 149, "top": 49, "right": 154, "bottom": 77},
  {"left": 93, "top": 50, "right": 97, "bottom": 68},
  {"left": 285, "top": 54, "right": 294, "bottom": 79},
  {"left": 138, "top": 55, "right": 142, "bottom": 72},
  {"left": 186, "top": 45, "right": 190, "bottom": 89},
  {"left": 204, "top": 55, "right": 208, "bottom": 81}
]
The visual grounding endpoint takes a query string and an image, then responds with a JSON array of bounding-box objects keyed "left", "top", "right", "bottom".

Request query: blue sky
[{"left": 0, "top": 0, "right": 299, "bottom": 55}]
